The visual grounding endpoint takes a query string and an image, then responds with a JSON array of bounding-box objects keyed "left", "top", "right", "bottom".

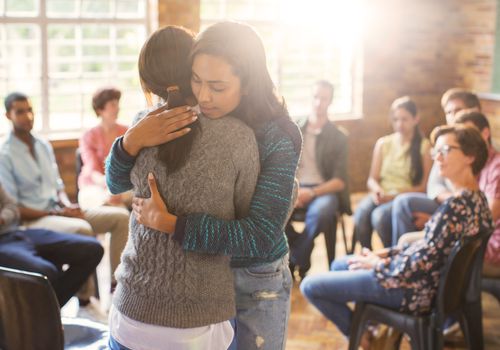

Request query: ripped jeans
[{"left": 230, "top": 255, "right": 292, "bottom": 350}]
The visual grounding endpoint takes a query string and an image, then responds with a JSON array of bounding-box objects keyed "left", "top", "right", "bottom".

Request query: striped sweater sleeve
[
  {"left": 174, "top": 122, "right": 301, "bottom": 258},
  {"left": 105, "top": 136, "right": 136, "bottom": 194}
]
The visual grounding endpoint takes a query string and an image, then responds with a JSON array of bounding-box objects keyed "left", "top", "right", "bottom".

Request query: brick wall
[
  {"left": 337, "top": 0, "right": 498, "bottom": 191},
  {"left": 54, "top": 0, "right": 499, "bottom": 199}
]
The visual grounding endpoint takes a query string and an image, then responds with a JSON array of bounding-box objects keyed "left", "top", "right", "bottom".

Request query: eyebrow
[{"left": 191, "top": 71, "right": 229, "bottom": 84}]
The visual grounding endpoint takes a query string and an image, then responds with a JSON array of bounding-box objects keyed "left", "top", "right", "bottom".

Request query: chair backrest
[
  {"left": 75, "top": 148, "right": 83, "bottom": 195},
  {"left": 0, "top": 266, "right": 64, "bottom": 350},
  {"left": 435, "top": 228, "right": 491, "bottom": 317}
]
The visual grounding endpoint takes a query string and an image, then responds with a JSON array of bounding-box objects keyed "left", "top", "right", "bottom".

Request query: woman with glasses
[
  {"left": 300, "top": 125, "right": 493, "bottom": 348},
  {"left": 352, "top": 96, "right": 432, "bottom": 249}
]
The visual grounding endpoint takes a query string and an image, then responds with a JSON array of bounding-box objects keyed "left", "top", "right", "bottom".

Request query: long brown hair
[
  {"left": 138, "top": 25, "right": 200, "bottom": 172},
  {"left": 390, "top": 96, "right": 423, "bottom": 186},
  {"left": 190, "top": 21, "right": 289, "bottom": 130}
]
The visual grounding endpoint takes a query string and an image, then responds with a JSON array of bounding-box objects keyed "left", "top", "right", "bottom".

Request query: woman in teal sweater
[{"left": 106, "top": 22, "right": 301, "bottom": 349}]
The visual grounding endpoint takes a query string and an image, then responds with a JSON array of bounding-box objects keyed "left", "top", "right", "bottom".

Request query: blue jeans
[
  {"left": 391, "top": 193, "right": 439, "bottom": 245},
  {"left": 108, "top": 335, "right": 133, "bottom": 350},
  {"left": 300, "top": 255, "right": 405, "bottom": 336},
  {"left": 0, "top": 228, "right": 103, "bottom": 307},
  {"left": 353, "top": 195, "right": 393, "bottom": 249},
  {"left": 229, "top": 255, "right": 292, "bottom": 350},
  {"left": 289, "top": 192, "right": 338, "bottom": 272}
]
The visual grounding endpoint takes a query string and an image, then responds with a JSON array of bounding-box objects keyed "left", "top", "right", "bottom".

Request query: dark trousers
[
  {"left": 0, "top": 228, "right": 104, "bottom": 307},
  {"left": 287, "top": 193, "right": 339, "bottom": 272}
]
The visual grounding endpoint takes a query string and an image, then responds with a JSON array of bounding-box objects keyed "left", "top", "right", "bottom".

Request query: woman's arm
[
  {"left": 105, "top": 105, "right": 198, "bottom": 194},
  {"left": 174, "top": 122, "right": 301, "bottom": 258}
]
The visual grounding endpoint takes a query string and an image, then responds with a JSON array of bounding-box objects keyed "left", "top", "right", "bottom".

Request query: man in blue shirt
[
  {"left": 0, "top": 182, "right": 103, "bottom": 307},
  {"left": 0, "top": 92, "right": 129, "bottom": 302}
]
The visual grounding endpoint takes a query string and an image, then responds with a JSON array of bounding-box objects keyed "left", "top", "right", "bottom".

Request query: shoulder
[
  {"left": 82, "top": 126, "right": 99, "bottom": 140},
  {"left": 259, "top": 117, "right": 302, "bottom": 156},
  {"left": 420, "top": 138, "right": 431, "bottom": 151},
  {"left": 206, "top": 115, "right": 255, "bottom": 138},
  {"left": 35, "top": 135, "right": 54, "bottom": 152}
]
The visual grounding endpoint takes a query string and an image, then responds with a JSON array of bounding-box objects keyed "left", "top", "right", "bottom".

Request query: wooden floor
[{"left": 63, "top": 192, "right": 500, "bottom": 349}]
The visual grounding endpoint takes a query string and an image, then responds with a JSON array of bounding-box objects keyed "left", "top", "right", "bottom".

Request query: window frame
[
  {"left": 199, "top": 0, "right": 364, "bottom": 122},
  {"left": 0, "top": 0, "right": 157, "bottom": 138}
]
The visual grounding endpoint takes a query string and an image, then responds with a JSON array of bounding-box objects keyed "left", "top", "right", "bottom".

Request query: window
[
  {"left": 200, "top": 0, "right": 364, "bottom": 122},
  {"left": 0, "top": 0, "right": 154, "bottom": 137}
]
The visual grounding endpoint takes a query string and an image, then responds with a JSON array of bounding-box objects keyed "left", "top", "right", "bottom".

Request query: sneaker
[{"left": 443, "top": 321, "right": 460, "bottom": 336}]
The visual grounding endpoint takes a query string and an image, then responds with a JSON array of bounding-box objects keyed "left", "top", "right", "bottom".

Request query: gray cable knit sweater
[{"left": 113, "top": 112, "right": 259, "bottom": 328}]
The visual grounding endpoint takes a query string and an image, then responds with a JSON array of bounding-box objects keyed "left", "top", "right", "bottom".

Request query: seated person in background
[
  {"left": 286, "top": 80, "right": 350, "bottom": 279},
  {"left": 0, "top": 92, "right": 129, "bottom": 300},
  {"left": 391, "top": 88, "right": 481, "bottom": 245},
  {"left": 301, "top": 125, "right": 492, "bottom": 347},
  {"left": 0, "top": 183, "right": 103, "bottom": 307},
  {"left": 78, "top": 87, "right": 130, "bottom": 210},
  {"left": 452, "top": 112, "right": 499, "bottom": 277},
  {"left": 353, "top": 96, "right": 432, "bottom": 249},
  {"left": 393, "top": 112, "right": 500, "bottom": 335}
]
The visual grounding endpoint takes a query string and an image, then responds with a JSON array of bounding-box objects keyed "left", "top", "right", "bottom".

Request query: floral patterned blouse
[{"left": 375, "top": 189, "right": 493, "bottom": 314}]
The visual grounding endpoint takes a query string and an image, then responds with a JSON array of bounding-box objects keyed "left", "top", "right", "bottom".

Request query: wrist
[
  {"left": 310, "top": 187, "right": 317, "bottom": 198},
  {"left": 123, "top": 131, "right": 141, "bottom": 157},
  {"left": 158, "top": 212, "right": 177, "bottom": 234}
]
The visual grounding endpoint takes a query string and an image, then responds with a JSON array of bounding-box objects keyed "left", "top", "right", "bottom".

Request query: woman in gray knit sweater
[{"left": 108, "top": 26, "right": 259, "bottom": 350}]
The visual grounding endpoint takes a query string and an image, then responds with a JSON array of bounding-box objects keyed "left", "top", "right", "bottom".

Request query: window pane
[
  {"left": 116, "top": 0, "right": 145, "bottom": 18},
  {"left": 0, "top": 24, "right": 41, "bottom": 130},
  {"left": 46, "top": 0, "right": 78, "bottom": 17},
  {"left": 81, "top": 0, "right": 112, "bottom": 18},
  {"left": 5, "top": 0, "right": 38, "bottom": 16}
]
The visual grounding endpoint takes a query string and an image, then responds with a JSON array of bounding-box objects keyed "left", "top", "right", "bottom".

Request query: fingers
[
  {"left": 148, "top": 173, "right": 160, "bottom": 198},
  {"left": 163, "top": 128, "right": 192, "bottom": 143},
  {"left": 163, "top": 115, "right": 197, "bottom": 135}
]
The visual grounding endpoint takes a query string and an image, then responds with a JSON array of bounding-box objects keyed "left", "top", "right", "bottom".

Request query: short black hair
[{"left": 4, "top": 92, "right": 29, "bottom": 113}]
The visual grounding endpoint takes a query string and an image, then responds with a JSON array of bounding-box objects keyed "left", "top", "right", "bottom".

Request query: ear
[
  {"left": 5, "top": 111, "right": 12, "bottom": 121},
  {"left": 414, "top": 114, "right": 421, "bottom": 124}
]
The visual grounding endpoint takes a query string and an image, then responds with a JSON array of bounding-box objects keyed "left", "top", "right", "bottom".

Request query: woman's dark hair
[
  {"left": 431, "top": 125, "right": 488, "bottom": 176},
  {"left": 138, "top": 25, "right": 200, "bottom": 172},
  {"left": 454, "top": 111, "right": 491, "bottom": 145},
  {"left": 390, "top": 96, "right": 423, "bottom": 186},
  {"left": 190, "top": 21, "right": 289, "bottom": 129}
]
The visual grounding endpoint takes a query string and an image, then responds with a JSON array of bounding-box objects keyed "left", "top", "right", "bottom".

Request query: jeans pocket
[{"left": 244, "top": 260, "right": 282, "bottom": 279}]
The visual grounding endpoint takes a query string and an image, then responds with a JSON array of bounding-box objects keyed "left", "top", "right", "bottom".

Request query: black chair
[
  {"left": 0, "top": 266, "right": 108, "bottom": 350},
  {"left": 482, "top": 277, "right": 500, "bottom": 303},
  {"left": 289, "top": 206, "right": 352, "bottom": 268},
  {"left": 348, "top": 228, "right": 491, "bottom": 350}
]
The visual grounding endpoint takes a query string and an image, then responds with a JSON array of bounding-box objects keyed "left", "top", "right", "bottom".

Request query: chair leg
[
  {"left": 461, "top": 300, "right": 484, "bottom": 350},
  {"left": 339, "top": 213, "right": 351, "bottom": 255},
  {"left": 324, "top": 228, "right": 336, "bottom": 268},
  {"left": 93, "top": 271, "right": 100, "bottom": 299},
  {"left": 348, "top": 303, "right": 368, "bottom": 350}
]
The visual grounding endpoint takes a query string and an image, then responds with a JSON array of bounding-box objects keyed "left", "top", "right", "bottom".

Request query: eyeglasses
[
  {"left": 431, "top": 144, "right": 461, "bottom": 159},
  {"left": 12, "top": 108, "right": 33, "bottom": 116}
]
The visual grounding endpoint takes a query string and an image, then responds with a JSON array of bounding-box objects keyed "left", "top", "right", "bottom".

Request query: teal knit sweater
[{"left": 106, "top": 117, "right": 302, "bottom": 267}]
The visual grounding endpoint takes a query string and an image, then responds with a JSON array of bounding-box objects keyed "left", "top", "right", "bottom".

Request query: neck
[
  {"left": 100, "top": 120, "right": 117, "bottom": 132},
  {"left": 13, "top": 129, "right": 32, "bottom": 145},
  {"left": 308, "top": 113, "right": 328, "bottom": 129},
  {"left": 398, "top": 129, "right": 415, "bottom": 144},
  {"left": 450, "top": 173, "right": 479, "bottom": 192}
]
